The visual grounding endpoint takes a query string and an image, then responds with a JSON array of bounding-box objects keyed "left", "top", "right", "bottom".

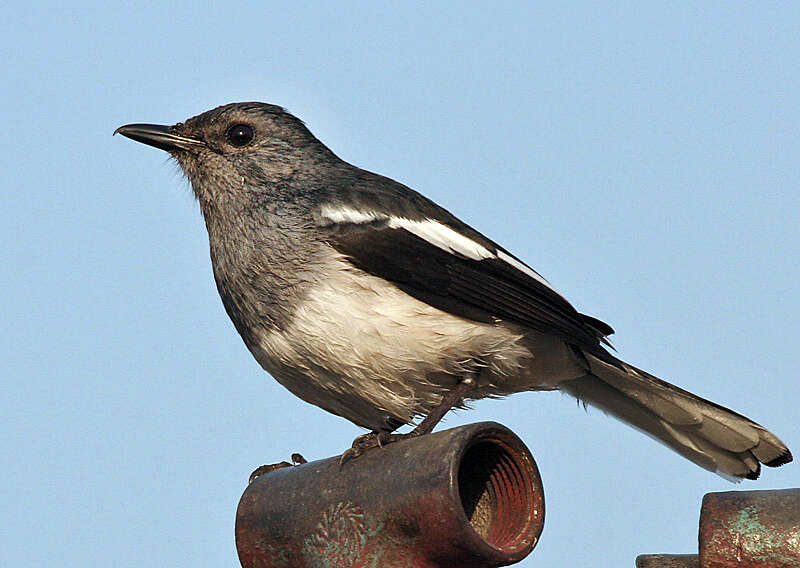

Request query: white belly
[{"left": 253, "top": 255, "right": 576, "bottom": 429}]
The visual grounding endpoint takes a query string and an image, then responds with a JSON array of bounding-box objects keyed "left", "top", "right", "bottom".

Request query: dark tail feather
[{"left": 561, "top": 354, "right": 792, "bottom": 480}]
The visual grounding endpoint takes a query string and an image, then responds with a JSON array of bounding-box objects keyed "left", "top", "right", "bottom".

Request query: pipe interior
[{"left": 458, "top": 439, "right": 535, "bottom": 552}]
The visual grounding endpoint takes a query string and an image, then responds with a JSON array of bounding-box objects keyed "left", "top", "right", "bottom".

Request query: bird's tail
[{"left": 560, "top": 354, "right": 792, "bottom": 480}]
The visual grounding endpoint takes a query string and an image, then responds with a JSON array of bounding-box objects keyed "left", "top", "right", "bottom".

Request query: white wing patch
[
  {"left": 318, "top": 205, "right": 562, "bottom": 295},
  {"left": 388, "top": 218, "right": 492, "bottom": 261},
  {"left": 319, "top": 205, "right": 493, "bottom": 261},
  {"left": 497, "top": 250, "right": 556, "bottom": 290},
  {"left": 319, "top": 206, "right": 381, "bottom": 226}
]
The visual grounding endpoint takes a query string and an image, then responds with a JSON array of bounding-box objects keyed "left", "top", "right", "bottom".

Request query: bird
[{"left": 116, "top": 102, "right": 792, "bottom": 480}]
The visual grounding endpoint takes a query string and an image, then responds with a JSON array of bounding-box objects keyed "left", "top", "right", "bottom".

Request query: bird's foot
[
  {"left": 339, "top": 430, "right": 416, "bottom": 465},
  {"left": 249, "top": 453, "right": 307, "bottom": 484}
]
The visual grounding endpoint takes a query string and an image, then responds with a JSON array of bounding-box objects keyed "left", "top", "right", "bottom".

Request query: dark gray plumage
[{"left": 116, "top": 102, "right": 792, "bottom": 479}]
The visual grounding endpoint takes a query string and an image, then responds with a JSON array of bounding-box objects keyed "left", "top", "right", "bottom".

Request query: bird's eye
[{"left": 226, "top": 124, "right": 255, "bottom": 147}]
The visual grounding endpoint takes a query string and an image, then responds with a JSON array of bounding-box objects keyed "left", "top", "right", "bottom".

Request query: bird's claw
[
  {"left": 249, "top": 452, "right": 308, "bottom": 484},
  {"left": 338, "top": 431, "right": 415, "bottom": 465}
]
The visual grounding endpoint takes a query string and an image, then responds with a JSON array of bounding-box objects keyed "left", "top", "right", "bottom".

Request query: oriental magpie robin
[{"left": 116, "top": 102, "right": 792, "bottom": 479}]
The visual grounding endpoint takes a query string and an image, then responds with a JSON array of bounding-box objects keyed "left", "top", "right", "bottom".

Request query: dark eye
[{"left": 226, "top": 124, "right": 254, "bottom": 147}]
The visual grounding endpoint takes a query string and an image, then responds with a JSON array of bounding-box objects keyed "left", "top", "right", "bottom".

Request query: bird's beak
[{"left": 114, "top": 123, "right": 205, "bottom": 152}]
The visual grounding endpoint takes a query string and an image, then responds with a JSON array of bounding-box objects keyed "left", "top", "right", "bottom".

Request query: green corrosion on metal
[
  {"left": 724, "top": 505, "right": 798, "bottom": 566},
  {"left": 300, "top": 501, "right": 416, "bottom": 568}
]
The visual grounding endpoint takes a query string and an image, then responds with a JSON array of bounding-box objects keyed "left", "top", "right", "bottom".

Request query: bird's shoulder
[{"left": 314, "top": 168, "right": 513, "bottom": 261}]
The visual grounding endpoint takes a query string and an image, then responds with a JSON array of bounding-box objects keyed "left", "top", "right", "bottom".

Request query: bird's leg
[
  {"left": 339, "top": 375, "right": 478, "bottom": 465},
  {"left": 407, "top": 375, "right": 477, "bottom": 437}
]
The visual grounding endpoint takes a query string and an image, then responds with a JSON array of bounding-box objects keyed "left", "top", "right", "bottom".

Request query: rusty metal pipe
[
  {"left": 236, "top": 421, "right": 544, "bottom": 567},
  {"left": 636, "top": 554, "right": 700, "bottom": 568},
  {"left": 699, "top": 489, "right": 800, "bottom": 568},
  {"left": 636, "top": 489, "right": 800, "bottom": 567}
]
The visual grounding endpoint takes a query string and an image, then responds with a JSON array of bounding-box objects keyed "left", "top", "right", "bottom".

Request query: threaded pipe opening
[{"left": 457, "top": 437, "right": 542, "bottom": 554}]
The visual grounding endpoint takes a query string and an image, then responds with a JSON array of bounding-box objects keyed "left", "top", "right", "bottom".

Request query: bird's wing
[{"left": 314, "top": 197, "right": 615, "bottom": 359}]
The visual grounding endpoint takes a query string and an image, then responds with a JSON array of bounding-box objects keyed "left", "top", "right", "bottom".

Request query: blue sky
[{"left": 3, "top": 3, "right": 798, "bottom": 566}]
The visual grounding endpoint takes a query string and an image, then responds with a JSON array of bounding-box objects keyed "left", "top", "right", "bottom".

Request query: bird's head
[{"left": 115, "top": 102, "right": 331, "bottom": 214}]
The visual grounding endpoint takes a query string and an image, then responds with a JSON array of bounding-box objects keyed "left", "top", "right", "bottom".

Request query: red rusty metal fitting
[
  {"left": 235, "top": 421, "right": 544, "bottom": 567},
  {"left": 699, "top": 489, "right": 800, "bottom": 568},
  {"left": 636, "top": 554, "right": 700, "bottom": 568}
]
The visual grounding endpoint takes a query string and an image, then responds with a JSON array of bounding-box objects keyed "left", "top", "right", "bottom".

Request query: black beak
[{"left": 114, "top": 123, "right": 205, "bottom": 152}]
